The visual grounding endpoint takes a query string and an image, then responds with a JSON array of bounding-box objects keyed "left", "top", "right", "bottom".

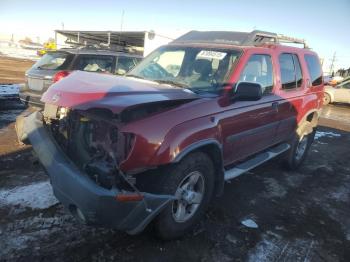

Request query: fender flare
[
  {"left": 172, "top": 138, "right": 222, "bottom": 163},
  {"left": 172, "top": 139, "right": 225, "bottom": 196}
]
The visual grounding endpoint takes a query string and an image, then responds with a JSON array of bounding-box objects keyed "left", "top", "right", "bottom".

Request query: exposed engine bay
[
  {"left": 44, "top": 106, "right": 135, "bottom": 190},
  {"left": 42, "top": 100, "right": 188, "bottom": 190}
]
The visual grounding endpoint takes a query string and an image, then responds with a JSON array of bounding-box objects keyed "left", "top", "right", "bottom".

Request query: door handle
[{"left": 272, "top": 102, "right": 279, "bottom": 112}]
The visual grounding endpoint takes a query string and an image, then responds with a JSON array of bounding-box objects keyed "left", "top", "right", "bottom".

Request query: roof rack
[{"left": 173, "top": 30, "right": 308, "bottom": 48}]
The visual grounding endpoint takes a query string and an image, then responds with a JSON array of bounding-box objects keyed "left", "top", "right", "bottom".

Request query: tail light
[{"left": 53, "top": 70, "right": 70, "bottom": 83}]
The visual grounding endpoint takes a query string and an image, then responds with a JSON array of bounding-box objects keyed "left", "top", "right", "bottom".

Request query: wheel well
[
  {"left": 192, "top": 144, "right": 225, "bottom": 196},
  {"left": 305, "top": 111, "right": 319, "bottom": 128},
  {"left": 297, "top": 111, "right": 319, "bottom": 136}
]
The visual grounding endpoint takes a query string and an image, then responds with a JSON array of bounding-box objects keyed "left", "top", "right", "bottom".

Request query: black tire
[
  {"left": 284, "top": 129, "right": 316, "bottom": 170},
  {"left": 153, "top": 151, "right": 215, "bottom": 240},
  {"left": 323, "top": 93, "right": 331, "bottom": 105}
]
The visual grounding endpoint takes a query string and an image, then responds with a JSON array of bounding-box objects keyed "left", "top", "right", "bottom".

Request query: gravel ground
[
  {"left": 0, "top": 56, "right": 34, "bottom": 84},
  {"left": 0, "top": 103, "right": 349, "bottom": 261}
]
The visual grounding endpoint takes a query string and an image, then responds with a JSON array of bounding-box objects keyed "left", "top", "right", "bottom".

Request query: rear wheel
[
  {"left": 153, "top": 152, "right": 215, "bottom": 240},
  {"left": 284, "top": 129, "right": 315, "bottom": 170},
  {"left": 323, "top": 93, "right": 331, "bottom": 105}
]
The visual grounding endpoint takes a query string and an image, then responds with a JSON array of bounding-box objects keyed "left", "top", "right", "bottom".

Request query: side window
[
  {"left": 304, "top": 54, "right": 323, "bottom": 86},
  {"left": 115, "top": 57, "right": 137, "bottom": 75},
  {"left": 76, "top": 55, "right": 114, "bottom": 73},
  {"left": 279, "top": 53, "right": 303, "bottom": 89},
  {"left": 341, "top": 82, "right": 350, "bottom": 89},
  {"left": 239, "top": 54, "right": 274, "bottom": 94},
  {"left": 293, "top": 54, "right": 303, "bottom": 88}
]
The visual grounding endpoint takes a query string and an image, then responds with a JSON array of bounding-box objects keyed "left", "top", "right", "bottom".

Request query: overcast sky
[{"left": 0, "top": 0, "right": 349, "bottom": 71}]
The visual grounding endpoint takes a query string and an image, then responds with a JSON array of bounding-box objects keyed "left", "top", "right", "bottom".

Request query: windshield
[
  {"left": 32, "top": 52, "right": 71, "bottom": 70},
  {"left": 127, "top": 46, "right": 241, "bottom": 93}
]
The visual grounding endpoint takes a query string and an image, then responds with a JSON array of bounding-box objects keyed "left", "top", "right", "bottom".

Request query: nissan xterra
[{"left": 17, "top": 30, "right": 324, "bottom": 239}]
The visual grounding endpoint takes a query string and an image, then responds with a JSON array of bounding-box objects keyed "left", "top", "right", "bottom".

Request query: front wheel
[{"left": 153, "top": 152, "right": 215, "bottom": 240}]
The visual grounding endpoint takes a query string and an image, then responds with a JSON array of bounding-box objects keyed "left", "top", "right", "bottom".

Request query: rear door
[
  {"left": 221, "top": 52, "right": 280, "bottom": 164},
  {"left": 273, "top": 53, "right": 305, "bottom": 143}
]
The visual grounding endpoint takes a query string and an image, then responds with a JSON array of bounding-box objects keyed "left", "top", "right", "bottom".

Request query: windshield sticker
[{"left": 197, "top": 50, "right": 227, "bottom": 60}]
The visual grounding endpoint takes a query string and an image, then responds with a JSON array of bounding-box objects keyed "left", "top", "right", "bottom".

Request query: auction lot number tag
[{"left": 197, "top": 50, "right": 227, "bottom": 60}]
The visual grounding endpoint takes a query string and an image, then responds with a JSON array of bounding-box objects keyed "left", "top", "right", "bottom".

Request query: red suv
[{"left": 17, "top": 30, "right": 324, "bottom": 239}]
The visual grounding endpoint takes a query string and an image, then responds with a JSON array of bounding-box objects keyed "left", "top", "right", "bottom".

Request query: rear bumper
[
  {"left": 17, "top": 112, "right": 173, "bottom": 234},
  {"left": 19, "top": 90, "right": 44, "bottom": 108}
]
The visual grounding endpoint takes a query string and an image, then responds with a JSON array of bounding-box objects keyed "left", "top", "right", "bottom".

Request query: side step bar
[{"left": 224, "top": 143, "right": 290, "bottom": 181}]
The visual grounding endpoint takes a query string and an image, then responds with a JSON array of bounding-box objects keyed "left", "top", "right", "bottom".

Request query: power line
[{"left": 329, "top": 52, "right": 337, "bottom": 75}]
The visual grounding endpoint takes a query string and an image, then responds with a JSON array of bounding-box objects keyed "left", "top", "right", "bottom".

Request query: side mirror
[{"left": 233, "top": 82, "right": 263, "bottom": 101}]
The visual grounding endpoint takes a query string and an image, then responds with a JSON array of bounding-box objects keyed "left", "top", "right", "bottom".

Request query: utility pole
[
  {"left": 118, "top": 10, "right": 125, "bottom": 46},
  {"left": 329, "top": 52, "right": 336, "bottom": 76},
  {"left": 120, "top": 10, "right": 125, "bottom": 32}
]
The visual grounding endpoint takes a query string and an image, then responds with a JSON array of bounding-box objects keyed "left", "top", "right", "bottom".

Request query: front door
[{"left": 220, "top": 54, "right": 280, "bottom": 165}]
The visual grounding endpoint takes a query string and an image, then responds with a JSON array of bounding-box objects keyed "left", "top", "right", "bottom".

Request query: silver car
[
  {"left": 20, "top": 49, "right": 142, "bottom": 108},
  {"left": 324, "top": 80, "right": 350, "bottom": 105}
]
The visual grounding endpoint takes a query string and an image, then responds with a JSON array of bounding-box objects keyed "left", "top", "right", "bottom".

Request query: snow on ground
[
  {"left": 262, "top": 177, "right": 287, "bottom": 198},
  {"left": 0, "top": 44, "right": 39, "bottom": 61},
  {"left": 0, "top": 213, "right": 74, "bottom": 258},
  {"left": 0, "top": 84, "right": 20, "bottom": 97},
  {"left": 248, "top": 234, "right": 319, "bottom": 262},
  {"left": 0, "top": 181, "right": 58, "bottom": 211},
  {"left": 315, "top": 131, "right": 341, "bottom": 140}
]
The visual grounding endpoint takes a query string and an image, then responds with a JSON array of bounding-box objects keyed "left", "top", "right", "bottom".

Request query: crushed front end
[{"left": 16, "top": 104, "right": 174, "bottom": 234}]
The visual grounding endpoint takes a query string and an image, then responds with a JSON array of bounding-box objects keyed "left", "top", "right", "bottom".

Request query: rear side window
[
  {"left": 304, "top": 54, "right": 323, "bottom": 86},
  {"left": 76, "top": 55, "right": 114, "bottom": 73},
  {"left": 279, "top": 53, "right": 303, "bottom": 89},
  {"left": 294, "top": 54, "right": 303, "bottom": 88},
  {"left": 115, "top": 57, "right": 138, "bottom": 75},
  {"left": 32, "top": 52, "right": 72, "bottom": 70},
  {"left": 239, "top": 54, "right": 274, "bottom": 94}
]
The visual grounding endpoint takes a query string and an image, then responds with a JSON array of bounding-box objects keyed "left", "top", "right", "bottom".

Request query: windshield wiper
[
  {"left": 126, "top": 74, "right": 145, "bottom": 80},
  {"left": 152, "top": 79, "right": 189, "bottom": 88}
]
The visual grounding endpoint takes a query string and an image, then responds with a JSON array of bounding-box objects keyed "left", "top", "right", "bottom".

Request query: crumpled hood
[{"left": 41, "top": 71, "right": 198, "bottom": 113}]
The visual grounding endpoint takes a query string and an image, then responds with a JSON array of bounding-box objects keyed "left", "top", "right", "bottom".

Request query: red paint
[{"left": 43, "top": 44, "right": 324, "bottom": 174}]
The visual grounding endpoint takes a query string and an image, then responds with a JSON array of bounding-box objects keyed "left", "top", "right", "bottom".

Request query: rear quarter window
[{"left": 304, "top": 54, "right": 323, "bottom": 86}]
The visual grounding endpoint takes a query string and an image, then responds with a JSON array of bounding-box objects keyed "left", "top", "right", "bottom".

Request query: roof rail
[
  {"left": 276, "top": 34, "right": 308, "bottom": 48},
  {"left": 173, "top": 30, "right": 309, "bottom": 48},
  {"left": 248, "top": 30, "right": 308, "bottom": 48}
]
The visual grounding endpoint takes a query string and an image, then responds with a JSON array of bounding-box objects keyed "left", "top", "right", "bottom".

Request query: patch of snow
[
  {"left": 0, "top": 45, "right": 39, "bottom": 61},
  {"left": 0, "top": 181, "right": 58, "bottom": 210},
  {"left": 315, "top": 131, "right": 341, "bottom": 140},
  {"left": 263, "top": 177, "right": 287, "bottom": 198},
  {"left": 241, "top": 219, "right": 258, "bottom": 229},
  {"left": 225, "top": 234, "right": 238, "bottom": 244},
  {"left": 329, "top": 186, "right": 350, "bottom": 202},
  {"left": 0, "top": 84, "right": 20, "bottom": 97},
  {"left": 284, "top": 173, "right": 305, "bottom": 188},
  {"left": 0, "top": 214, "right": 71, "bottom": 258},
  {"left": 248, "top": 234, "right": 318, "bottom": 262}
]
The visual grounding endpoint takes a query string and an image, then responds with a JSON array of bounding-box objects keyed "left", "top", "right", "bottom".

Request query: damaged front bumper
[{"left": 16, "top": 111, "right": 174, "bottom": 234}]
